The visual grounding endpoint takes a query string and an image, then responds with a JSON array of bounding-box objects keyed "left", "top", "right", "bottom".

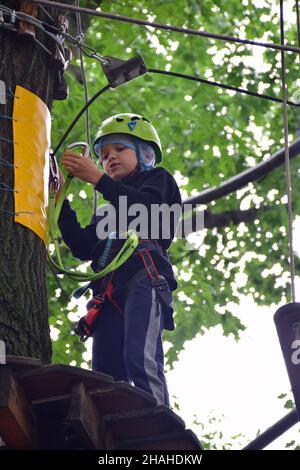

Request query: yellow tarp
[{"left": 13, "top": 86, "right": 51, "bottom": 245}]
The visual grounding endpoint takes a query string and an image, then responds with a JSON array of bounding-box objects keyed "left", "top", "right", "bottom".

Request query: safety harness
[{"left": 74, "top": 241, "right": 173, "bottom": 342}]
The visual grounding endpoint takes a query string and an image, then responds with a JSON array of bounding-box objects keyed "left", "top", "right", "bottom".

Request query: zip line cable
[
  {"left": 37, "top": 3, "right": 55, "bottom": 24},
  {"left": 75, "top": 0, "right": 91, "bottom": 150},
  {"left": 50, "top": 75, "right": 300, "bottom": 209},
  {"left": 0, "top": 5, "right": 109, "bottom": 65},
  {"left": 20, "top": 0, "right": 300, "bottom": 55},
  {"left": 1, "top": 5, "right": 300, "bottom": 109},
  {"left": 148, "top": 69, "right": 300, "bottom": 107},
  {"left": 279, "top": 0, "right": 296, "bottom": 303},
  {"left": 0, "top": 7, "right": 64, "bottom": 51},
  {"left": 74, "top": 0, "right": 98, "bottom": 215},
  {"left": 296, "top": 0, "right": 300, "bottom": 62},
  {"left": 51, "top": 84, "right": 109, "bottom": 157},
  {"left": 50, "top": 69, "right": 300, "bottom": 162}
]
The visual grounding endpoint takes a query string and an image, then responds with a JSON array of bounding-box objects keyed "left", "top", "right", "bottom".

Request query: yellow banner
[{"left": 13, "top": 86, "right": 51, "bottom": 245}]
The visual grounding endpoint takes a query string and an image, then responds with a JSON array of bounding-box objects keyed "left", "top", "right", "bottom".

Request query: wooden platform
[{"left": 0, "top": 356, "right": 203, "bottom": 450}]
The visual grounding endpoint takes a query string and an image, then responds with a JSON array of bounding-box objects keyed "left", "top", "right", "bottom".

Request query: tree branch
[
  {"left": 180, "top": 204, "right": 273, "bottom": 237},
  {"left": 184, "top": 138, "right": 300, "bottom": 206}
]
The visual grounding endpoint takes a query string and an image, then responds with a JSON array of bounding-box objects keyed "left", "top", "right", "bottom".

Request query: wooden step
[
  {"left": 32, "top": 381, "right": 156, "bottom": 422},
  {"left": 5, "top": 355, "right": 42, "bottom": 371},
  {"left": 16, "top": 364, "right": 113, "bottom": 400},
  {"left": 102, "top": 405, "right": 185, "bottom": 449},
  {"left": 0, "top": 367, "right": 37, "bottom": 449},
  {"left": 119, "top": 429, "right": 203, "bottom": 450}
]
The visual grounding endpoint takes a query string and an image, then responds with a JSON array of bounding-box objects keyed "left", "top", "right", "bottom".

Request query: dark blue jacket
[{"left": 58, "top": 167, "right": 182, "bottom": 295}]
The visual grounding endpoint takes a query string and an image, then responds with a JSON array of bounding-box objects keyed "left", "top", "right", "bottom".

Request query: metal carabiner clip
[
  {"left": 49, "top": 152, "right": 59, "bottom": 190},
  {"left": 66, "top": 141, "right": 90, "bottom": 159}
]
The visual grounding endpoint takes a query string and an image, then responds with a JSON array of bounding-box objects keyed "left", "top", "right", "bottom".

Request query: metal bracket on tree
[
  {"left": 101, "top": 54, "right": 148, "bottom": 88},
  {"left": 0, "top": 6, "right": 16, "bottom": 30},
  {"left": 47, "top": 16, "right": 72, "bottom": 101}
]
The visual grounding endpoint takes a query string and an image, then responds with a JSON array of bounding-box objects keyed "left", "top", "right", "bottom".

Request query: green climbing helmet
[{"left": 93, "top": 113, "right": 162, "bottom": 164}]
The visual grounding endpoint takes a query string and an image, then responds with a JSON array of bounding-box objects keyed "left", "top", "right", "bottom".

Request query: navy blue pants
[{"left": 92, "top": 276, "right": 170, "bottom": 407}]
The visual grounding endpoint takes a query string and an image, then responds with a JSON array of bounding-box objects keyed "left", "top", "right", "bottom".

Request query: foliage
[
  {"left": 193, "top": 413, "right": 246, "bottom": 450},
  {"left": 48, "top": 0, "right": 300, "bottom": 368},
  {"left": 171, "top": 392, "right": 300, "bottom": 450},
  {"left": 277, "top": 393, "right": 300, "bottom": 450}
]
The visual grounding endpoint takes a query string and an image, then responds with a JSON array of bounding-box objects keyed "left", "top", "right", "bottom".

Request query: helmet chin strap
[
  {"left": 134, "top": 137, "right": 142, "bottom": 171},
  {"left": 134, "top": 137, "right": 155, "bottom": 171}
]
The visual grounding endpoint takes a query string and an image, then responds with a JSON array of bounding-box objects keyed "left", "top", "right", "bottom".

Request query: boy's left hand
[{"left": 61, "top": 150, "right": 103, "bottom": 185}]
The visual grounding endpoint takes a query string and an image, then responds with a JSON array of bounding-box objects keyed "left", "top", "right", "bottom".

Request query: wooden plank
[
  {"left": 32, "top": 382, "right": 156, "bottom": 424},
  {"left": 119, "top": 429, "right": 203, "bottom": 450},
  {"left": 16, "top": 364, "right": 113, "bottom": 400},
  {"left": 0, "top": 368, "right": 37, "bottom": 449},
  {"left": 103, "top": 405, "right": 185, "bottom": 449},
  {"left": 65, "top": 382, "right": 102, "bottom": 449},
  {"left": 5, "top": 355, "right": 42, "bottom": 372},
  {"left": 91, "top": 382, "right": 157, "bottom": 414}
]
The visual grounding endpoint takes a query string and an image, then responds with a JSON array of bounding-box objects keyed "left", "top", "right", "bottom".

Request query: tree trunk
[{"left": 0, "top": 0, "right": 55, "bottom": 362}]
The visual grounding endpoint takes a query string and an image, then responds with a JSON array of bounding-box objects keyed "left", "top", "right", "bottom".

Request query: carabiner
[
  {"left": 49, "top": 152, "right": 59, "bottom": 190},
  {"left": 66, "top": 141, "right": 90, "bottom": 158}
]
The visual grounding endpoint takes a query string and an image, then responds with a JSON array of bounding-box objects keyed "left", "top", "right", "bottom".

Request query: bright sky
[{"left": 167, "top": 292, "right": 300, "bottom": 450}]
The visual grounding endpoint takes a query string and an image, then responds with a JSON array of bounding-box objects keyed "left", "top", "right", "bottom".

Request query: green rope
[{"left": 47, "top": 171, "right": 138, "bottom": 282}]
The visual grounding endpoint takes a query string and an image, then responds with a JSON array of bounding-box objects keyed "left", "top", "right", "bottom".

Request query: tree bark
[{"left": 0, "top": 0, "right": 55, "bottom": 362}]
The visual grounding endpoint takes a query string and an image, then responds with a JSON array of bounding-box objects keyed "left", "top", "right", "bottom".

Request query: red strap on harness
[
  {"left": 136, "top": 248, "right": 161, "bottom": 282},
  {"left": 106, "top": 283, "right": 123, "bottom": 314},
  {"left": 84, "top": 296, "right": 103, "bottom": 325},
  {"left": 74, "top": 273, "right": 114, "bottom": 341},
  {"left": 74, "top": 242, "right": 162, "bottom": 341}
]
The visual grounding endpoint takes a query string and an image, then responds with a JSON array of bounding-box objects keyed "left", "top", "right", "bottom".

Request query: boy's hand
[{"left": 61, "top": 150, "right": 103, "bottom": 185}]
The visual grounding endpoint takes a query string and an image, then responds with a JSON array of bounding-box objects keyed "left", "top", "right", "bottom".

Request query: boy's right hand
[{"left": 61, "top": 150, "right": 103, "bottom": 185}]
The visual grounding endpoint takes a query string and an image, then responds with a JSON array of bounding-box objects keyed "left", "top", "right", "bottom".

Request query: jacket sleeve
[
  {"left": 57, "top": 200, "right": 99, "bottom": 261},
  {"left": 95, "top": 167, "right": 182, "bottom": 208}
]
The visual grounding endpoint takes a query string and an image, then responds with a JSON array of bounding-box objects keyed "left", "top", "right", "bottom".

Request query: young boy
[{"left": 57, "top": 113, "right": 182, "bottom": 407}]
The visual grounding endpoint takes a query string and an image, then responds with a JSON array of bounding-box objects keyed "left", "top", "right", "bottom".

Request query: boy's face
[{"left": 100, "top": 143, "right": 138, "bottom": 180}]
